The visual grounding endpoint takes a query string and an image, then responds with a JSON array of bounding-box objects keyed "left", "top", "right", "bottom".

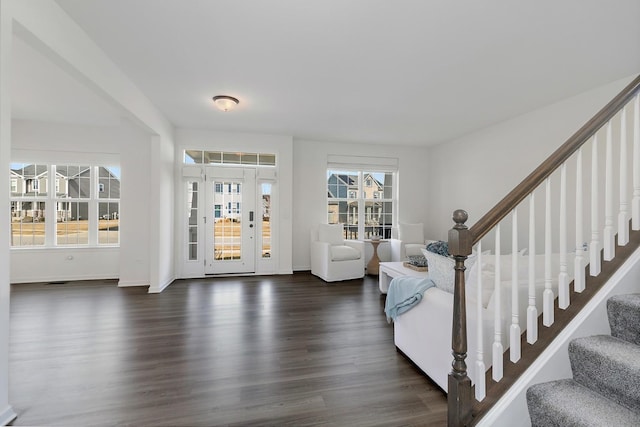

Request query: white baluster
[
  {"left": 558, "top": 163, "right": 569, "bottom": 309},
  {"left": 543, "top": 178, "right": 554, "bottom": 327},
  {"left": 510, "top": 209, "right": 521, "bottom": 362},
  {"left": 575, "top": 148, "right": 586, "bottom": 292},
  {"left": 590, "top": 136, "right": 601, "bottom": 276},
  {"left": 475, "top": 241, "right": 486, "bottom": 401},
  {"left": 493, "top": 224, "right": 503, "bottom": 381},
  {"left": 604, "top": 121, "right": 615, "bottom": 261},
  {"left": 619, "top": 105, "right": 629, "bottom": 245},
  {"left": 633, "top": 94, "right": 640, "bottom": 230},
  {"left": 527, "top": 193, "right": 538, "bottom": 344}
]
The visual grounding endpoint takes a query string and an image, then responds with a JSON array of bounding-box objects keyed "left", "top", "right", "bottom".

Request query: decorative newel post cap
[
  {"left": 449, "top": 209, "right": 472, "bottom": 255},
  {"left": 452, "top": 210, "right": 468, "bottom": 226}
]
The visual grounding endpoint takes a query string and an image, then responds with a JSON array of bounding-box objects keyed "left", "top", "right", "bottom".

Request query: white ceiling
[{"left": 12, "top": 0, "right": 640, "bottom": 146}]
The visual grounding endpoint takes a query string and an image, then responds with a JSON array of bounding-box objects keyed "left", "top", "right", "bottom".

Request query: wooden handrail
[{"left": 469, "top": 74, "right": 640, "bottom": 244}]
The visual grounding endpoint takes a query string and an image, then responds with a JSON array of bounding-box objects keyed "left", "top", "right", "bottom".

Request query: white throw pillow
[
  {"left": 466, "top": 263, "right": 496, "bottom": 308},
  {"left": 469, "top": 253, "right": 525, "bottom": 283},
  {"left": 398, "top": 223, "right": 424, "bottom": 244},
  {"left": 318, "top": 224, "right": 344, "bottom": 245},
  {"left": 422, "top": 248, "right": 477, "bottom": 295},
  {"left": 421, "top": 248, "right": 455, "bottom": 293}
]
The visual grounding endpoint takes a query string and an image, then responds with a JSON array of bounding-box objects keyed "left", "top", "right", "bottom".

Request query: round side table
[{"left": 366, "top": 239, "right": 386, "bottom": 275}]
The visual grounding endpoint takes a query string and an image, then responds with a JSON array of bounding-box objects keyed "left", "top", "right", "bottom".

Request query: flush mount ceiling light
[{"left": 212, "top": 95, "right": 239, "bottom": 112}]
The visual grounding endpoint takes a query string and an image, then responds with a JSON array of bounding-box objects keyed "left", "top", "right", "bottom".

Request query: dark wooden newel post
[{"left": 447, "top": 209, "right": 473, "bottom": 427}]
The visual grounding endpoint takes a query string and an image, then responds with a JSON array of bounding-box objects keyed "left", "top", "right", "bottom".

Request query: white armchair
[
  {"left": 310, "top": 224, "right": 365, "bottom": 282},
  {"left": 390, "top": 222, "right": 429, "bottom": 262}
]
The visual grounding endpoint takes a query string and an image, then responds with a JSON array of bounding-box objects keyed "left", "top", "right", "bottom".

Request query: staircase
[
  {"left": 445, "top": 75, "right": 640, "bottom": 426},
  {"left": 527, "top": 294, "right": 640, "bottom": 426}
]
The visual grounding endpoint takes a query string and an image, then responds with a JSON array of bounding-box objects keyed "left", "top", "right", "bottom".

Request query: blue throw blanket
[{"left": 384, "top": 276, "right": 436, "bottom": 322}]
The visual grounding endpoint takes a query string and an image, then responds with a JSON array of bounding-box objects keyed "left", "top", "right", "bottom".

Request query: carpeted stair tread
[
  {"left": 527, "top": 379, "right": 640, "bottom": 427},
  {"left": 608, "top": 294, "right": 640, "bottom": 346},
  {"left": 569, "top": 334, "right": 640, "bottom": 413}
]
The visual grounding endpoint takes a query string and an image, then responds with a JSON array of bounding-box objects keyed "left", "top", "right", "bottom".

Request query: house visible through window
[
  {"left": 327, "top": 169, "right": 395, "bottom": 240},
  {"left": 226, "top": 202, "right": 240, "bottom": 214},
  {"left": 10, "top": 163, "right": 120, "bottom": 247}
]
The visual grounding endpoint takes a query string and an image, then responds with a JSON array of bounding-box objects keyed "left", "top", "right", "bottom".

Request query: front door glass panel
[{"left": 214, "top": 181, "right": 242, "bottom": 261}]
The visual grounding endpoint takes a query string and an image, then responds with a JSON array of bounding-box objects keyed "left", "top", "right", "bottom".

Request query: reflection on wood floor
[{"left": 9, "top": 273, "right": 446, "bottom": 426}]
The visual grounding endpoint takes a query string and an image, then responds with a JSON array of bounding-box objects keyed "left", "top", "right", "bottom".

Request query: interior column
[{"left": 0, "top": 1, "right": 17, "bottom": 424}]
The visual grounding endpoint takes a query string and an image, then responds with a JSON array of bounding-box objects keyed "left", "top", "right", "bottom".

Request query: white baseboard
[
  {"left": 117, "top": 280, "right": 149, "bottom": 287},
  {"left": 0, "top": 405, "right": 17, "bottom": 426},
  {"left": 148, "top": 276, "right": 175, "bottom": 294},
  {"left": 11, "top": 273, "right": 118, "bottom": 284}
]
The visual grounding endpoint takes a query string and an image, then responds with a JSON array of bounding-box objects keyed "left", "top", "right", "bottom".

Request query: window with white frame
[
  {"left": 96, "top": 166, "right": 120, "bottom": 245},
  {"left": 326, "top": 165, "right": 396, "bottom": 240},
  {"left": 261, "top": 182, "right": 272, "bottom": 258},
  {"left": 10, "top": 163, "right": 48, "bottom": 246},
  {"left": 10, "top": 163, "right": 120, "bottom": 247},
  {"left": 186, "top": 181, "right": 199, "bottom": 261}
]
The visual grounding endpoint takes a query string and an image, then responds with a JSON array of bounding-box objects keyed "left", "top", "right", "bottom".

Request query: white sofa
[
  {"left": 310, "top": 224, "right": 365, "bottom": 282},
  {"left": 395, "top": 286, "right": 490, "bottom": 391},
  {"left": 392, "top": 251, "right": 573, "bottom": 391}
]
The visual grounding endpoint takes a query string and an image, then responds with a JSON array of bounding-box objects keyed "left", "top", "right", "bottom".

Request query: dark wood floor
[{"left": 9, "top": 272, "right": 447, "bottom": 426}]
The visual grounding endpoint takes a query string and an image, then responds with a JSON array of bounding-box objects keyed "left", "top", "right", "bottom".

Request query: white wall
[
  {"left": 175, "top": 129, "right": 294, "bottom": 275},
  {"left": 292, "top": 139, "right": 430, "bottom": 270},
  {"left": 426, "top": 76, "right": 636, "bottom": 242},
  {"left": 10, "top": 120, "right": 151, "bottom": 285}
]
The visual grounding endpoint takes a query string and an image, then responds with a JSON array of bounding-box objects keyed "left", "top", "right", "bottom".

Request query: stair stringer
[{"left": 476, "top": 246, "right": 640, "bottom": 427}]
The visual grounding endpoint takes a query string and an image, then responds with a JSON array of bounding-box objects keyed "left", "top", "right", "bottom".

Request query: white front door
[{"left": 205, "top": 167, "right": 256, "bottom": 274}]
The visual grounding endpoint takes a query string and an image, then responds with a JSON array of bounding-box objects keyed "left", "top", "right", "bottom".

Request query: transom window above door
[{"left": 184, "top": 150, "right": 276, "bottom": 166}]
